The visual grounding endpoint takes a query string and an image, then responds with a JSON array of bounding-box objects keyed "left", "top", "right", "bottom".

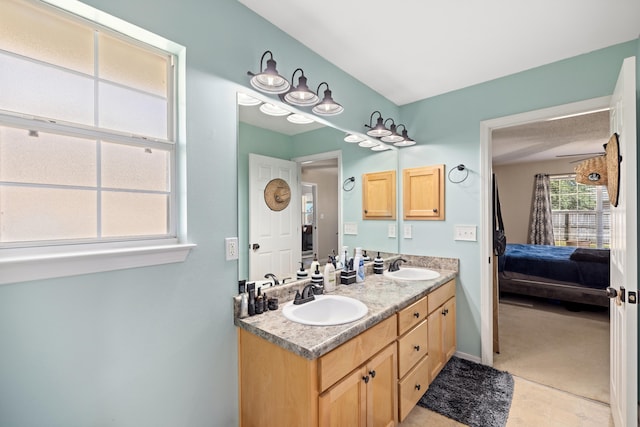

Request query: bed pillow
[{"left": 569, "top": 248, "right": 610, "bottom": 264}]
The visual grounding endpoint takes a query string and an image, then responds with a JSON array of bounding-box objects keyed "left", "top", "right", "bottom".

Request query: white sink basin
[
  {"left": 383, "top": 267, "right": 440, "bottom": 281},
  {"left": 282, "top": 295, "right": 368, "bottom": 326}
]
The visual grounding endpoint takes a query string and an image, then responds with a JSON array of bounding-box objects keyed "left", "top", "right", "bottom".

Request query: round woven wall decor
[
  {"left": 605, "top": 133, "right": 620, "bottom": 207},
  {"left": 264, "top": 178, "right": 291, "bottom": 211}
]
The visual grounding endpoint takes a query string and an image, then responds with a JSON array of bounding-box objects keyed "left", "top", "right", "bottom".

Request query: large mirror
[{"left": 237, "top": 92, "right": 399, "bottom": 284}]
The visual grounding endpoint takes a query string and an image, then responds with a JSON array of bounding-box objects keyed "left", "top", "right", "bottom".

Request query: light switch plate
[
  {"left": 403, "top": 224, "right": 412, "bottom": 239},
  {"left": 454, "top": 225, "right": 477, "bottom": 241},
  {"left": 344, "top": 222, "right": 358, "bottom": 235},
  {"left": 388, "top": 224, "right": 396, "bottom": 238}
]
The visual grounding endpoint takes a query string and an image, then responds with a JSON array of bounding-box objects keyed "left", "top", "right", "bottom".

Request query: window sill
[{"left": 0, "top": 243, "right": 196, "bottom": 286}]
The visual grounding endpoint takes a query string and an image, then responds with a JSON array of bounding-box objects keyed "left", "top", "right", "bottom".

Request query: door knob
[
  {"left": 251, "top": 243, "right": 260, "bottom": 251},
  {"left": 606, "top": 287, "right": 617, "bottom": 299}
]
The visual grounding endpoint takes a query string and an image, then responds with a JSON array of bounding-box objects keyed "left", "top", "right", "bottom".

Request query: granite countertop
[{"left": 234, "top": 269, "right": 457, "bottom": 360}]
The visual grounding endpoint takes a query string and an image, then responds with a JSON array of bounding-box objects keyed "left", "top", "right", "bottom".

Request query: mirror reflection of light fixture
[
  {"left": 344, "top": 133, "right": 365, "bottom": 143},
  {"left": 312, "top": 82, "right": 343, "bottom": 116},
  {"left": 365, "top": 111, "right": 392, "bottom": 137},
  {"left": 238, "top": 92, "right": 262, "bottom": 106},
  {"left": 284, "top": 69, "right": 319, "bottom": 106},
  {"left": 259, "top": 102, "right": 290, "bottom": 117},
  {"left": 371, "top": 143, "right": 391, "bottom": 151},
  {"left": 247, "top": 51, "right": 290, "bottom": 94},
  {"left": 358, "top": 139, "right": 380, "bottom": 148},
  {"left": 381, "top": 120, "right": 405, "bottom": 143},
  {"left": 287, "top": 113, "right": 315, "bottom": 124}
]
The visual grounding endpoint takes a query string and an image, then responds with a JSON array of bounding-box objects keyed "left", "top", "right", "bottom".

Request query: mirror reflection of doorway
[{"left": 301, "top": 183, "right": 317, "bottom": 259}]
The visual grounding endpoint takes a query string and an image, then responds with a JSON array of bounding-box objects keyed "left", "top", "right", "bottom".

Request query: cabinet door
[
  {"left": 362, "top": 170, "right": 396, "bottom": 220},
  {"left": 427, "top": 308, "right": 444, "bottom": 381},
  {"left": 442, "top": 297, "right": 456, "bottom": 362},
  {"left": 402, "top": 164, "right": 444, "bottom": 220},
  {"left": 367, "top": 344, "right": 398, "bottom": 427},
  {"left": 319, "top": 367, "right": 366, "bottom": 427}
]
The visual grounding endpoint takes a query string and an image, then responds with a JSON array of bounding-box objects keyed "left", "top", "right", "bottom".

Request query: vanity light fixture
[
  {"left": 237, "top": 92, "right": 262, "bottom": 106},
  {"left": 283, "top": 68, "right": 319, "bottom": 106},
  {"left": 365, "top": 111, "right": 392, "bottom": 137},
  {"left": 312, "top": 82, "right": 343, "bottom": 116},
  {"left": 381, "top": 120, "right": 405, "bottom": 143},
  {"left": 344, "top": 133, "right": 365, "bottom": 143},
  {"left": 371, "top": 143, "right": 392, "bottom": 151},
  {"left": 287, "top": 113, "right": 315, "bottom": 124},
  {"left": 394, "top": 126, "right": 416, "bottom": 146},
  {"left": 259, "top": 102, "right": 290, "bottom": 117},
  {"left": 358, "top": 139, "right": 380, "bottom": 148},
  {"left": 247, "top": 51, "right": 290, "bottom": 94}
]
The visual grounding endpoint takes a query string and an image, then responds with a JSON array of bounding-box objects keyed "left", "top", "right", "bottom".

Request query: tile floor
[{"left": 400, "top": 376, "right": 613, "bottom": 427}]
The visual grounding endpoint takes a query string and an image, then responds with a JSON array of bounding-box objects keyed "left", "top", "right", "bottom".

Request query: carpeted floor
[
  {"left": 494, "top": 297, "right": 609, "bottom": 403},
  {"left": 417, "top": 356, "right": 514, "bottom": 427}
]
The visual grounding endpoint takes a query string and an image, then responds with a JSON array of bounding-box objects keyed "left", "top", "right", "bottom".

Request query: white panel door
[
  {"left": 608, "top": 56, "right": 637, "bottom": 427},
  {"left": 248, "top": 153, "right": 300, "bottom": 282}
]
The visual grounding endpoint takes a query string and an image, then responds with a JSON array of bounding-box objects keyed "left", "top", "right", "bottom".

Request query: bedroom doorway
[{"left": 481, "top": 96, "right": 614, "bottom": 402}]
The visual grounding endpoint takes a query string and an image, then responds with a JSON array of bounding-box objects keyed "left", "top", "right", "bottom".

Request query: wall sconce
[
  {"left": 247, "top": 51, "right": 290, "bottom": 94},
  {"left": 247, "top": 51, "right": 343, "bottom": 116},
  {"left": 381, "top": 119, "right": 404, "bottom": 143},
  {"left": 365, "top": 111, "right": 392, "bottom": 137},
  {"left": 393, "top": 124, "right": 416, "bottom": 146}
]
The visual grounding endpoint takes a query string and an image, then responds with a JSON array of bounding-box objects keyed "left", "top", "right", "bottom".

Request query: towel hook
[{"left": 448, "top": 164, "right": 469, "bottom": 184}]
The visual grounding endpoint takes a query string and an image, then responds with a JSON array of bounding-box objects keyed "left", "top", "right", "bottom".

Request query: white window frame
[{"left": 0, "top": 0, "right": 194, "bottom": 285}]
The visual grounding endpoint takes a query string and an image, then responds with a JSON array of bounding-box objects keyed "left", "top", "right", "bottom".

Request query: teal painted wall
[
  {"left": 397, "top": 40, "right": 639, "bottom": 358},
  {"left": 0, "top": 0, "right": 637, "bottom": 425}
]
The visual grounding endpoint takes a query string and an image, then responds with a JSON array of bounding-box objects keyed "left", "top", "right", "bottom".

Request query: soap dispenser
[
  {"left": 311, "top": 264, "right": 324, "bottom": 287},
  {"left": 310, "top": 253, "right": 320, "bottom": 274},
  {"left": 374, "top": 252, "right": 384, "bottom": 274},
  {"left": 296, "top": 262, "right": 309, "bottom": 280}
]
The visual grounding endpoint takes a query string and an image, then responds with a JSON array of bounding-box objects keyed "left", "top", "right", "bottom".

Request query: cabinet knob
[
  {"left": 432, "top": 208, "right": 438, "bottom": 213},
  {"left": 414, "top": 345, "right": 420, "bottom": 352},
  {"left": 413, "top": 312, "right": 420, "bottom": 318},
  {"left": 369, "top": 370, "right": 376, "bottom": 378},
  {"left": 362, "top": 375, "right": 369, "bottom": 384},
  {"left": 364, "top": 209, "right": 368, "bottom": 214},
  {"left": 415, "top": 384, "right": 421, "bottom": 391}
]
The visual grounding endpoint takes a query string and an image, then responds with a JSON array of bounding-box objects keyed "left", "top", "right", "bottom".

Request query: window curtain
[{"left": 528, "top": 173, "right": 555, "bottom": 245}]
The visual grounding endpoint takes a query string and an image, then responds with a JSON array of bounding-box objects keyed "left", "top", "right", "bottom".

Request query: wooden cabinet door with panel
[
  {"left": 362, "top": 170, "right": 396, "bottom": 220},
  {"left": 403, "top": 164, "right": 444, "bottom": 220}
]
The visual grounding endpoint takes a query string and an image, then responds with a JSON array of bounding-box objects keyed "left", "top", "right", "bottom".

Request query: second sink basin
[
  {"left": 282, "top": 295, "right": 368, "bottom": 326},
  {"left": 383, "top": 267, "right": 440, "bottom": 281}
]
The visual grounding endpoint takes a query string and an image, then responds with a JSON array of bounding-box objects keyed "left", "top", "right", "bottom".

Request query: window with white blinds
[
  {"left": 0, "top": 0, "right": 176, "bottom": 247},
  {"left": 550, "top": 174, "right": 610, "bottom": 248}
]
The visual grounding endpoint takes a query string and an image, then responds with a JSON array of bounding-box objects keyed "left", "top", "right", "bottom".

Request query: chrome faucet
[
  {"left": 264, "top": 273, "right": 279, "bottom": 286},
  {"left": 388, "top": 258, "right": 407, "bottom": 272}
]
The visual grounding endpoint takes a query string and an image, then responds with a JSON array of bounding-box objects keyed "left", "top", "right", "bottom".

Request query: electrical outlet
[
  {"left": 225, "top": 237, "right": 239, "bottom": 260},
  {"left": 388, "top": 224, "right": 396, "bottom": 238},
  {"left": 454, "top": 225, "right": 477, "bottom": 241},
  {"left": 403, "top": 224, "right": 412, "bottom": 239}
]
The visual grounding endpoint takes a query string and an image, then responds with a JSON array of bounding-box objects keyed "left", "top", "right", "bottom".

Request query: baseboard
[{"left": 454, "top": 351, "right": 482, "bottom": 364}]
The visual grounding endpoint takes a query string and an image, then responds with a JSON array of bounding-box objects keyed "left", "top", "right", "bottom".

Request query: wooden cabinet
[
  {"left": 427, "top": 280, "right": 456, "bottom": 381},
  {"left": 396, "top": 297, "right": 430, "bottom": 422},
  {"left": 362, "top": 170, "right": 396, "bottom": 220},
  {"left": 319, "top": 343, "right": 397, "bottom": 427},
  {"left": 402, "top": 164, "right": 445, "bottom": 220}
]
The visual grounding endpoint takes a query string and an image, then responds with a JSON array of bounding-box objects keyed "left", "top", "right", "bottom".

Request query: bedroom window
[
  {"left": 0, "top": 0, "right": 191, "bottom": 285},
  {"left": 549, "top": 174, "right": 610, "bottom": 248}
]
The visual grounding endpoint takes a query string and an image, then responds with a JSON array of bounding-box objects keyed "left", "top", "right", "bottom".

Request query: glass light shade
[
  {"left": 249, "top": 55, "right": 290, "bottom": 94},
  {"left": 237, "top": 92, "right": 261, "bottom": 106},
  {"left": 284, "top": 74, "right": 319, "bottom": 106},
  {"left": 371, "top": 144, "right": 391, "bottom": 151},
  {"left": 259, "top": 102, "right": 290, "bottom": 117},
  {"left": 358, "top": 139, "right": 379, "bottom": 148},
  {"left": 287, "top": 113, "right": 314, "bottom": 124},
  {"left": 344, "top": 133, "right": 364, "bottom": 143},
  {"left": 381, "top": 124, "right": 404, "bottom": 143},
  {"left": 394, "top": 139, "right": 416, "bottom": 147},
  {"left": 312, "top": 88, "right": 343, "bottom": 116},
  {"left": 366, "top": 116, "right": 391, "bottom": 137}
]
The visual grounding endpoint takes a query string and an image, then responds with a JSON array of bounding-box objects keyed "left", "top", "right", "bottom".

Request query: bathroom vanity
[{"left": 235, "top": 259, "right": 457, "bottom": 427}]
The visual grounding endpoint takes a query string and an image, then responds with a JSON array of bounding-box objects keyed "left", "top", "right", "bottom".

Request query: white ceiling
[{"left": 239, "top": 0, "right": 640, "bottom": 106}]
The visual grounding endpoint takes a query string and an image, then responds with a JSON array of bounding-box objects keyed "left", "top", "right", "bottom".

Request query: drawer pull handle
[
  {"left": 414, "top": 345, "right": 421, "bottom": 352},
  {"left": 442, "top": 308, "right": 449, "bottom": 316},
  {"left": 369, "top": 370, "right": 376, "bottom": 378},
  {"left": 362, "top": 375, "right": 369, "bottom": 384},
  {"left": 413, "top": 312, "right": 420, "bottom": 318},
  {"left": 415, "top": 384, "right": 421, "bottom": 391}
]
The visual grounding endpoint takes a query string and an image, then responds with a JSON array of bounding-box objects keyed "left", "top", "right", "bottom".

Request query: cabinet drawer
[
  {"left": 319, "top": 315, "right": 397, "bottom": 392},
  {"left": 398, "top": 355, "right": 430, "bottom": 422},
  {"left": 397, "top": 296, "right": 428, "bottom": 336},
  {"left": 397, "top": 318, "right": 429, "bottom": 378},
  {"left": 428, "top": 279, "right": 455, "bottom": 314}
]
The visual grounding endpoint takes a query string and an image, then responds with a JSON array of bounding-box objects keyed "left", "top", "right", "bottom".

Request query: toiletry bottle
[
  {"left": 374, "top": 252, "right": 384, "bottom": 274},
  {"left": 311, "top": 264, "right": 324, "bottom": 286},
  {"left": 247, "top": 282, "right": 256, "bottom": 316},
  {"left": 262, "top": 290, "right": 269, "bottom": 312},
  {"left": 310, "top": 253, "right": 320, "bottom": 275},
  {"left": 362, "top": 250, "right": 370, "bottom": 262},
  {"left": 354, "top": 247, "right": 365, "bottom": 283},
  {"left": 255, "top": 288, "right": 264, "bottom": 314},
  {"left": 296, "top": 261, "right": 309, "bottom": 280},
  {"left": 324, "top": 255, "right": 337, "bottom": 292},
  {"left": 238, "top": 279, "right": 249, "bottom": 318}
]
